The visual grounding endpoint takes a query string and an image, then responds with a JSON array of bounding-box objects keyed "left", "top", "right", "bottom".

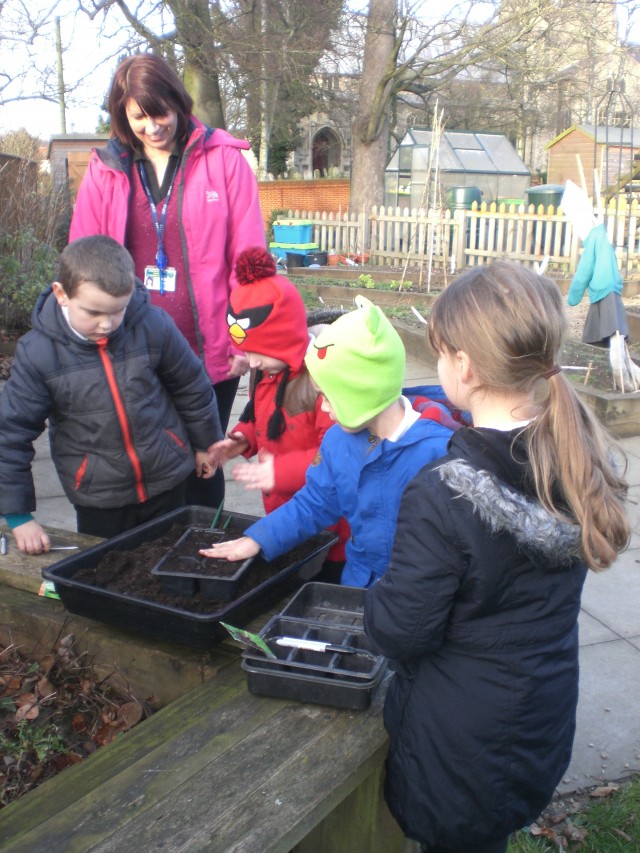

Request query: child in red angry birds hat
[{"left": 208, "top": 246, "right": 348, "bottom": 574}]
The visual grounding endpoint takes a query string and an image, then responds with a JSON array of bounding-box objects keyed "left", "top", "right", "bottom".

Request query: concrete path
[{"left": 4, "top": 357, "right": 640, "bottom": 796}]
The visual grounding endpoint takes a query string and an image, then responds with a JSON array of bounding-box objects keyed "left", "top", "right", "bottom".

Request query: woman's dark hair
[{"left": 107, "top": 54, "right": 194, "bottom": 148}]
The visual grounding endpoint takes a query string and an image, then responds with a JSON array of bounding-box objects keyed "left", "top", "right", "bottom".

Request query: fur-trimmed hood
[{"left": 436, "top": 458, "right": 582, "bottom": 569}]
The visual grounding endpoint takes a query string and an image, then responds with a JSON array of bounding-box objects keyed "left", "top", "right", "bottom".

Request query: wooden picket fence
[{"left": 284, "top": 200, "right": 640, "bottom": 279}]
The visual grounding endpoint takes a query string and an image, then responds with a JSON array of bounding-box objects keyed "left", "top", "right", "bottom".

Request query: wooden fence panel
[{"left": 283, "top": 201, "right": 640, "bottom": 277}]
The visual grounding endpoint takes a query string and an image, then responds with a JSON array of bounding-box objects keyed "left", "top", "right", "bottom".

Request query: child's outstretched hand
[
  {"left": 232, "top": 449, "right": 275, "bottom": 492},
  {"left": 207, "top": 432, "right": 250, "bottom": 469},
  {"left": 12, "top": 520, "right": 51, "bottom": 554},
  {"left": 199, "top": 536, "right": 260, "bottom": 561}
]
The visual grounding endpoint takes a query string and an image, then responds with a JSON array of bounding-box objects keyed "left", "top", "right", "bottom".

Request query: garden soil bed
[{"left": 0, "top": 636, "right": 155, "bottom": 809}]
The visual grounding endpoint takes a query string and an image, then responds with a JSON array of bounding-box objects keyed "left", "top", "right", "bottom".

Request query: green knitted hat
[{"left": 305, "top": 295, "right": 405, "bottom": 429}]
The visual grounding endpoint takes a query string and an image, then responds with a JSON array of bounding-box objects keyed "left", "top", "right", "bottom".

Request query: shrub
[
  {"left": 0, "top": 230, "right": 58, "bottom": 332},
  {"left": 0, "top": 154, "right": 69, "bottom": 332}
]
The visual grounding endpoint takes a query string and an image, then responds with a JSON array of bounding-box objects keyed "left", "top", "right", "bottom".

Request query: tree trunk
[
  {"left": 172, "top": 0, "right": 226, "bottom": 129},
  {"left": 349, "top": 0, "right": 397, "bottom": 214},
  {"left": 183, "top": 59, "right": 225, "bottom": 129}
]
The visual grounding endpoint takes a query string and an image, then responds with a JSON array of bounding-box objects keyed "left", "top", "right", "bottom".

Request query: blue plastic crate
[
  {"left": 273, "top": 220, "right": 313, "bottom": 243},
  {"left": 269, "top": 242, "right": 318, "bottom": 260}
]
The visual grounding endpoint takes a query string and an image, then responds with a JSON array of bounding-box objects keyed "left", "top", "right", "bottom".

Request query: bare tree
[
  {"left": 223, "top": 0, "right": 342, "bottom": 177},
  {"left": 347, "top": 0, "right": 635, "bottom": 212}
]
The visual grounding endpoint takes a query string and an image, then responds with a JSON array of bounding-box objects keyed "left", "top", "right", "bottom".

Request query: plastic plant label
[
  {"left": 38, "top": 580, "right": 61, "bottom": 600},
  {"left": 220, "top": 622, "right": 277, "bottom": 658}
]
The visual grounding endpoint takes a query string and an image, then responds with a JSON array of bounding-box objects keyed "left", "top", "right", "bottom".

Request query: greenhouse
[{"left": 384, "top": 128, "right": 531, "bottom": 208}]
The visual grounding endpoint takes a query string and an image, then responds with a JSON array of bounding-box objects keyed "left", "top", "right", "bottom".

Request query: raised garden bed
[{"left": 393, "top": 324, "right": 640, "bottom": 438}]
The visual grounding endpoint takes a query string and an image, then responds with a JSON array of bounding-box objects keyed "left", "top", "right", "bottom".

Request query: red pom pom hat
[{"left": 228, "top": 247, "right": 309, "bottom": 369}]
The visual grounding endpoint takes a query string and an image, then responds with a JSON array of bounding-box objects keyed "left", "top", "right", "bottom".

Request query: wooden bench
[{"left": 0, "top": 528, "right": 406, "bottom": 853}]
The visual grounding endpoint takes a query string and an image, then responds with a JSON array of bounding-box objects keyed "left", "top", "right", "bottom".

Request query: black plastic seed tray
[
  {"left": 42, "top": 508, "right": 337, "bottom": 650},
  {"left": 279, "top": 582, "right": 366, "bottom": 630},
  {"left": 241, "top": 583, "right": 387, "bottom": 709},
  {"left": 151, "top": 527, "right": 254, "bottom": 600}
]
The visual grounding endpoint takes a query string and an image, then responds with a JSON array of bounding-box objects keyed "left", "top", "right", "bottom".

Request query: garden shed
[
  {"left": 546, "top": 124, "right": 640, "bottom": 200},
  {"left": 384, "top": 128, "right": 531, "bottom": 208},
  {"left": 47, "top": 133, "right": 109, "bottom": 200}
]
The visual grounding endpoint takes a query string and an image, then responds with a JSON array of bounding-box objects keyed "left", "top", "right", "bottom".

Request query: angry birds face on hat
[
  {"left": 227, "top": 247, "right": 309, "bottom": 369},
  {"left": 305, "top": 295, "right": 406, "bottom": 429}
]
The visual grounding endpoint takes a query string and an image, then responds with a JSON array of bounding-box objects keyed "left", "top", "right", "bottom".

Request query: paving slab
[
  {"left": 580, "top": 546, "right": 640, "bottom": 639},
  {"left": 559, "top": 639, "right": 640, "bottom": 794}
]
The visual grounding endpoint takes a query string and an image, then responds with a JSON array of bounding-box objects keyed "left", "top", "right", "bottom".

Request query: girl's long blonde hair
[{"left": 428, "top": 261, "right": 629, "bottom": 570}]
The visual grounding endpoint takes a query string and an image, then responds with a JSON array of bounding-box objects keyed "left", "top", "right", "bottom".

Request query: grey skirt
[{"left": 582, "top": 292, "right": 628, "bottom": 346}]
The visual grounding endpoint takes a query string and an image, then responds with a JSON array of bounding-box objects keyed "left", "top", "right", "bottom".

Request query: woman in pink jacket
[{"left": 69, "top": 53, "right": 266, "bottom": 510}]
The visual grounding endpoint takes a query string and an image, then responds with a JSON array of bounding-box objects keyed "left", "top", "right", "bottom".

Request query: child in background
[
  {"left": 207, "top": 246, "right": 348, "bottom": 573},
  {"left": 0, "top": 235, "right": 222, "bottom": 552},
  {"left": 567, "top": 221, "right": 640, "bottom": 391},
  {"left": 202, "top": 295, "right": 458, "bottom": 588},
  {"left": 364, "top": 261, "right": 629, "bottom": 852}
]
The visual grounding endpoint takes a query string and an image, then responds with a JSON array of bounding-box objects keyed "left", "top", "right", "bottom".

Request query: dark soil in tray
[
  {"left": 71, "top": 523, "right": 326, "bottom": 614},
  {"left": 157, "top": 528, "right": 247, "bottom": 577}
]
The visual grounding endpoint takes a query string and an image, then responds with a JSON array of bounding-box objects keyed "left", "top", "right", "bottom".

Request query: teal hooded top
[{"left": 567, "top": 223, "right": 623, "bottom": 306}]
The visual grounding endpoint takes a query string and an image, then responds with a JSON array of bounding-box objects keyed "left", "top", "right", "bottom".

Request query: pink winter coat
[{"left": 69, "top": 119, "right": 266, "bottom": 384}]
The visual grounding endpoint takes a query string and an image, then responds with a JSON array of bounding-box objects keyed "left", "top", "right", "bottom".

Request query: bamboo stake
[
  {"left": 584, "top": 361, "right": 593, "bottom": 385},
  {"left": 576, "top": 154, "right": 588, "bottom": 195},
  {"left": 411, "top": 306, "right": 428, "bottom": 324},
  {"left": 616, "top": 330, "right": 625, "bottom": 391},
  {"left": 593, "top": 168, "right": 602, "bottom": 220}
]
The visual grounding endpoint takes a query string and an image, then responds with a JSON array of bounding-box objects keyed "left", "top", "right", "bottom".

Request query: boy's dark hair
[
  {"left": 107, "top": 54, "right": 194, "bottom": 148},
  {"left": 57, "top": 236, "right": 135, "bottom": 298}
]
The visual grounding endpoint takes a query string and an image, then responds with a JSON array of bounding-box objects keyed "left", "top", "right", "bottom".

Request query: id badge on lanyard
[{"left": 138, "top": 162, "right": 178, "bottom": 295}]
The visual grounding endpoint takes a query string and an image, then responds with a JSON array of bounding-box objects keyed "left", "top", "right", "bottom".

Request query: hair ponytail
[
  {"left": 528, "top": 373, "right": 629, "bottom": 570},
  {"left": 429, "top": 260, "right": 630, "bottom": 571}
]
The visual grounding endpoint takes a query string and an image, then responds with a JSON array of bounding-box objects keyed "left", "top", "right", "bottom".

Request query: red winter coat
[{"left": 232, "top": 366, "right": 348, "bottom": 559}]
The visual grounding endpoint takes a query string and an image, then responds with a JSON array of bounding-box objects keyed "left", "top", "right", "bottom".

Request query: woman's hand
[
  {"left": 12, "top": 520, "right": 51, "bottom": 554},
  {"left": 199, "top": 536, "right": 260, "bottom": 561},
  {"left": 227, "top": 354, "right": 249, "bottom": 378}
]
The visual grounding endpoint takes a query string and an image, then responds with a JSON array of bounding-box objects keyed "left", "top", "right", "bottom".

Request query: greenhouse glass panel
[
  {"left": 399, "top": 146, "right": 413, "bottom": 170},
  {"left": 437, "top": 139, "right": 462, "bottom": 169},
  {"left": 456, "top": 149, "right": 494, "bottom": 171},
  {"left": 476, "top": 134, "right": 530, "bottom": 173},
  {"left": 408, "top": 130, "right": 431, "bottom": 145},
  {"left": 448, "top": 132, "right": 483, "bottom": 149},
  {"left": 386, "top": 149, "right": 400, "bottom": 171}
]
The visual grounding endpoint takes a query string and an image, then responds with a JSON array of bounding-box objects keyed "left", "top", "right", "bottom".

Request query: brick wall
[{"left": 258, "top": 179, "right": 350, "bottom": 225}]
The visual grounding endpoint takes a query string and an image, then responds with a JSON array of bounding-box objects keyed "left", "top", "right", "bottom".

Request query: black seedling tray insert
[
  {"left": 151, "top": 527, "right": 254, "bottom": 600},
  {"left": 279, "top": 582, "right": 366, "bottom": 630},
  {"left": 244, "top": 616, "right": 381, "bottom": 679},
  {"left": 241, "top": 583, "right": 387, "bottom": 709}
]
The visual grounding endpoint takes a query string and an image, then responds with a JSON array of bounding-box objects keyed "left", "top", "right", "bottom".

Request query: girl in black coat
[{"left": 364, "top": 261, "right": 630, "bottom": 853}]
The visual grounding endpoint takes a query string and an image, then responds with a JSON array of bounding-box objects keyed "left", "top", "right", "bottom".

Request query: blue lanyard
[{"left": 137, "top": 161, "right": 177, "bottom": 294}]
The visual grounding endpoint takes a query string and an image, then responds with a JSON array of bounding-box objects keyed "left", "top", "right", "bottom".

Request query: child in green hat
[{"left": 201, "top": 295, "right": 458, "bottom": 587}]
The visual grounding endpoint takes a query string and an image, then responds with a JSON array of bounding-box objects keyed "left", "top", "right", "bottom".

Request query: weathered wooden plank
[
  {"left": 0, "top": 525, "right": 102, "bottom": 594},
  {"left": 0, "top": 665, "right": 288, "bottom": 851},
  {"left": 291, "top": 760, "right": 405, "bottom": 853},
  {"left": 86, "top": 682, "right": 392, "bottom": 853}
]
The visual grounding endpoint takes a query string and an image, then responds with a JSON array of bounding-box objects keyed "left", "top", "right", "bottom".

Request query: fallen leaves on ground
[{"left": 0, "top": 634, "right": 156, "bottom": 808}]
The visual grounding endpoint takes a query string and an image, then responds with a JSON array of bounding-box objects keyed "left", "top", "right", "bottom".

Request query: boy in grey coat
[{"left": 0, "top": 235, "right": 222, "bottom": 552}]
